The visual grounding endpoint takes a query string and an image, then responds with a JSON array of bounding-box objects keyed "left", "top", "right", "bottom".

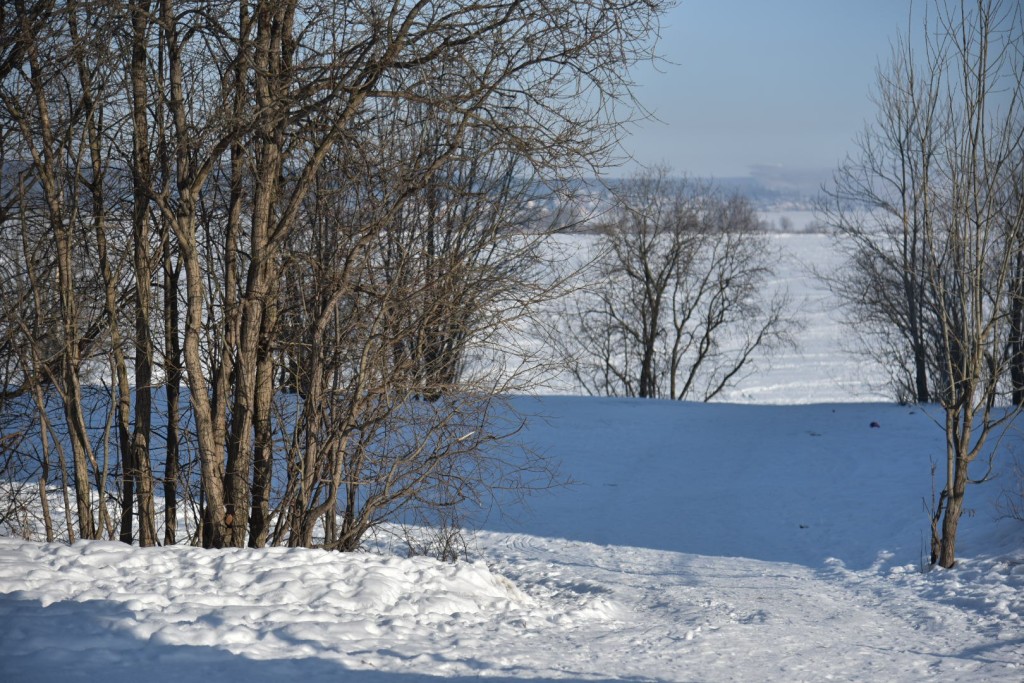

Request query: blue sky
[{"left": 622, "top": 0, "right": 914, "bottom": 178}]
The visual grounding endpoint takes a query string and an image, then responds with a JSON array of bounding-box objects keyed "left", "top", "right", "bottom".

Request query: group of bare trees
[
  {"left": 823, "top": 0, "right": 1024, "bottom": 567},
  {"left": 553, "top": 169, "right": 795, "bottom": 402},
  {"left": 0, "top": 0, "right": 667, "bottom": 550}
]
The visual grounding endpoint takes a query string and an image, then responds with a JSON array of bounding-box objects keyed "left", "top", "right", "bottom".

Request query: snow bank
[
  {"left": 0, "top": 539, "right": 543, "bottom": 680},
  {"left": 491, "top": 397, "right": 1021, "bottom": 570}
]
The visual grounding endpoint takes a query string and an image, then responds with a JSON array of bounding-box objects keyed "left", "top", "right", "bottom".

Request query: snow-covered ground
[
  {"left": 535, "top": 231, "right": 889, "bottom": 403},
  {"left": 714, "top": 232, "right": 889, "bottom": 404},
  {"left": 2, "top": 234, "right": 1023, "bottom": 682}
]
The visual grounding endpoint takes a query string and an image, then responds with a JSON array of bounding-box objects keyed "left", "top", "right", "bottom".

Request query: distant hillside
[
  {"left": 537, "top": 167, "right": 832, "bottom": 231},
  {"left": 714, "top": 165, "right": 832, "bottom": 210}
]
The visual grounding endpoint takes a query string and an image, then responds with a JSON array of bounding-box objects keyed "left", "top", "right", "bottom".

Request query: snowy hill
[
  {"left": 2, "top": 396, "right": 1022, "bottom": 681},
  {"left": 1, "top": 233, "right": 1023, "bottom": 681}
]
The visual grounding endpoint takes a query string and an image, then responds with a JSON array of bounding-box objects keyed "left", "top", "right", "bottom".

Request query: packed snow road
[{"left": 482, "top": 532, "right": 1022, "bottom": 681}]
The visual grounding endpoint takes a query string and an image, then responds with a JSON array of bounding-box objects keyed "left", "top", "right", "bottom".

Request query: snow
[
  {"left": 533, "top": 232, "right": 890, "bottom": 403},
  {"left": 2, "top": 233, "right": 1023, "bottom": 681},
  {"left": 715, "top": 232, "right": 890, "bottom": 404}
]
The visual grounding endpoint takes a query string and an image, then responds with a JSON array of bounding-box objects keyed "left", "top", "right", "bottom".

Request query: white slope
[
  {"left": 1, "top": 233, "right": 1023, "bottom": 681},
  {"left": 475, "top": 398, "right": 1024, "bottom": 681},
  {"left": 1, "top": 397, "right": 1022, "bottom": 682}
]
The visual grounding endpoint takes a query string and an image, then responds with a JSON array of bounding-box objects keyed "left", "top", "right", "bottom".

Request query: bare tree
[
  {"left": 820, "top": 27, "right": 946, "bottom": 404},
  {"left": 269, "top": 103, "right": 566, "bottom": 552},
  {"left": 824, "top": 0, "right": 1024, "bottom": 568},
  {"left": 558, "top": 168, "right": 795, "bottom": 401},
  {"left": 0, "top": 1, "right": 116, "bottom": 541},
  {"left": 926, "top": 0, "right": 1024, "bottom": 568},
  {"left": 1004, "top": 160, "right": 1024, "bottom": 404},
  {"left": 2, "top": 0, "right": 668, "bottom": 549}
]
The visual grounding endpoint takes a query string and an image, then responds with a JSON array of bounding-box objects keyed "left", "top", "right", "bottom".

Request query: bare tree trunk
[
  {"left": 129, "top": 0, "right": 158, "bottom": 546},
  {"left": 41, "top": 120, "right": 96, "bottom": 541},
  {"left": 33, "top": 386, "right": 54, "bottom": 543},
  {"left": 155, "top": 0, "right": 232, "bottom": 548},
  {"left": 247, "top": 301, "right": 277, "bottom": 548},
  {"left": 162, "top": 223, "right": 183, "bottom": 545},
  {"left": 933, "top": 413, "right": 972, "bottom": 567},
  {"left": 177, "top": 221, "right": 228, "bottom": 548},
  {"left": 1010, "top": 249, "right": 1024, "bottom": 405},
  {"left": 92, "top": 197, "right": 136, "bottom": 545}
]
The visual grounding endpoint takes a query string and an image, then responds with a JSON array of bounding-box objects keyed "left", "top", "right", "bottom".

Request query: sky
[{"left": 622, "top": 0, "right": 915, "bottom": 179}]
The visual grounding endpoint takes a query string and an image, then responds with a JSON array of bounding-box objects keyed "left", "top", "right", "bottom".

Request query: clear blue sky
[{"left": 622, "top": 0, "right": 914, "bottom": 178}]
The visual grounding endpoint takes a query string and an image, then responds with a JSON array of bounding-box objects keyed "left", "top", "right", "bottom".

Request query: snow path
[
  {"left": 3, "top": 534, "right": 1020, "bottom": 682},
  {"left": 480, "top": 533, "right": 1023, "bottom": 682}
]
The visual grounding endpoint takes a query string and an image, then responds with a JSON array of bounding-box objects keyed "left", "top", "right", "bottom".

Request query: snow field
[{"left": 534, "top": 232, "right": 890, "bottom": 403}]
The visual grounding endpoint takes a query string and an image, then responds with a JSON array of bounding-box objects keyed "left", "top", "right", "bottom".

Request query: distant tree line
[{"left": 0, "top": 0, "right": 668, "bottom": 551}]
